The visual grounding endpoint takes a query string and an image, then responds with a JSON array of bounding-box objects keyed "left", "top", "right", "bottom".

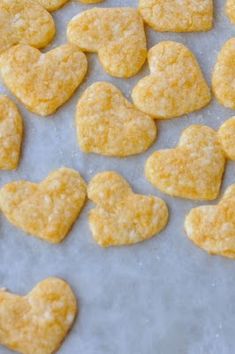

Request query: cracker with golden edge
[
  {"left": 67, "top": 8, "right": 147, "bottom": 78},
  {"left": 35, "top": 0, "right": 69, "bottom": 11},
  {"left": 145, "top": 125, "right": 225, "bottom": 200},
  {"left": 212, "top": 38, "right": 235, "bottom": 110},
  {"left": 185, "top": 185, "right": 235, "bottom": 259},
  {"left": 132, "top": 41, "right": 211, "bottom": 119},
  {"left": 218, "top": 117, "right": 235, "bottom": 160},
  {"left": 88, "top": 171, "right": 168, "bottom": 247},
  {"left": 138, "top": 0, "right": 213, "bottom": 32},
  {"left": 0, "top": 278, "right": 77, "bottom": 354},
  {"left": 37, "top": 0, "right": 103, "bottom": 8},
  {"left": 0, "top": 167, "right": 87, "bottom": 243},
  {"left": 0, "top": 44, "right": 87, "bottom": 116},
  {"left": 0, "top": 0, "right": 55, "bottom": 54},
  {"left": 0, "top": 96, "right": 23, "bottom": 170},
  {"left": 76, "top": 82, "right": 157, "bottom": 157},
  {"left": 226, "top": 0, "right": 235, "bottom": 24},
  {"left": 79, "top": 0, "right": 104, "bottom": 3}
]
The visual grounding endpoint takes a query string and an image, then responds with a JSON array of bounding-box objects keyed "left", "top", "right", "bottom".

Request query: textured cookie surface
[
  {"left": 35, "top": 0, "right": 69, "bottom": 11},
  {"left": 0, "top": 0, "right": 55, "bottom": 54},
  {"left": 0, "top": 44, "right": 87, "bottom": 116},
  {"left": 132, "top": 41, "right": 211, "bottom": 119},
  {"left": 226, "top": 0, "right": 235, "bottom": 24},
  {"left": 88, "top": 171, "right": 168, "bottom": 247},
  {"left": 76, "top": 82, "right": 157, "bottom": 157},
  {"left": 0, "top": 96, "right": 23, "bottom": 170},
  {"left": 67, "top": 8, "right": 147, "bottom": 78},
  {"left": 0, "top": 278, "right": 77, "bottom": 354},
  {"left": 138, "top": 0, "right": 213, "bottom": 32},
  {"left": 145, "top": 125, "right": 225, "bottom": 200},
  {"left": 212, "top": 38, "right": 235, "bottom": 109},
  {"left": 0, "top": 167, "right": 87, "bottom": 243},
  {"left": 185, "top": 185, "right": 235, "bottom": 259},
  {"left": 218, "top": 117, "right": 235, "bottom": 160}
]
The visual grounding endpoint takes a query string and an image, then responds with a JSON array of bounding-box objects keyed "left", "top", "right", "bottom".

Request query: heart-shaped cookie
[
  {"left": 0, "top": 44, "right": 87, "bottom": 116},
  {"left": 88, "top": 171, "right": 168, "bottom": 247},
  {"left": 145, "top": 125, "right": 225, "bottom": 200},
  {"left": 218, "top": 116, "right": 235, "bottom": 160},
  {"left": 132, "top": 41, "right": 211, "bottom": 119},
  {"left": 0, "top": 96, "right": 23, "bottom": 170},
  {"left": 0, "top": 167, "right": 87, "bottom": 243},
  {"left": 0, "top": 277, "right": 77, "bottom": 354},
  {"left": 76, "top": 82, "right": 157, "bottom": 157},
  {"left": 0, "top": 0, "right": 55, "bottom": 54},
  {"left": 35, "top": 0, "right": 69, "bottom": 11},
  {"left": 226, "top": 0, "right": 235, "bottom": 24},
  {"left": 185, "top": 184, "right": 235, "bottom": 259},
  {"left": 212, "top": 38, "right": 235, "bottom": 110},
  {"left": 67, "top": 8, "right": 147, "bottom": 78},
  {"left": 138, "top": 0, "right": 213, "bottom": 32}
]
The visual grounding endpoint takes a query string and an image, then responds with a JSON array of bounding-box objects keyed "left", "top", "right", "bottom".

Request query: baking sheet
[{"left": 0, "top": 1, "right": 235, "bottom": 353}]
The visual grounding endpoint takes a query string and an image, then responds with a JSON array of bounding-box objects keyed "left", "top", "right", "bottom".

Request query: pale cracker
[
  {"left": 0, "top": 167, "right": 87, "bottom": 243},
  {"left": 226, "top": 0, "right": 235, "bottom": 24},
  {"left": 212, "top": 38, "right": 235, "bottom": 110},
  {"left": 132, "top": 41, "right": 211, "bottom": 119},
  {"left": 0, "top": 96, "right": 23, "bottom": 170},
  {"left": 145, "top": 125, "right": 225, "bottom": 200},
  {"left": 138, "top": 0, "right": 213, "bottom": 32},
  {"left": 67, "top": 8, "right": 147, "bottom": 78},
  {"left": 35, "top": 0, "right": 69, "bottom": 11},
  {"left": 185, "top": 184, "right": 235, "bottom": 259},
  {"left": 0, "top": 44, "right": 87, "bottom": 116},
  {"left": 218, "top": 116, "right": 235, "bottom": 160},
  {"left": 0, "top": 278, "right": 77, "bottom": 354},
  {"left": 88, "top": 171, "right": 168, "bottom": 247},
  {"left": 0, "top": 0, "right": 55, "bottom": 54},
  {"left": 76, "top": 82, "right": 157, "bottom": 157}
]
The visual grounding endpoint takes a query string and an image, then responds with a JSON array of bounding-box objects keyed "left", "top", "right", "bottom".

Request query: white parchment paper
[{"left": 0, "top": 1, "right": 235, "bottom": 353}]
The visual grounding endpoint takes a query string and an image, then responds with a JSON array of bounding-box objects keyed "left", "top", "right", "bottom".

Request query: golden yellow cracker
[
  {"left": 0, "top": 0, "right": 55, "bottom": 54},
  {"left": 0, "top": 167, "right": 87, "bottom": 243},
  {"left": 0, "top": 96, "right": 23, "bottom": 170},
  {"left": 226, "top": 0, "right": 235, "bottom": 24},
  {"left": 67, "top": 8, "right": 147, "bottom": 78},
  {"left": 212, "top": 38, "right": 235, "bottom": 110},
  {"left": 0, "top": 277, "right": 77, "bottom": 354},
  {"left": 76, "top": 82, "right": 157, "bottom": 157},
  {"left": 145, "top": 125, "right": 225, "bottom": 200},
  {"left": 218, "top": 117, "right": 235, "bottom": 160},
  {"left": 0, "top": 44, "right": 87, "bottom": 116},
  {"left": 88, "top": 171, "right": 168, "bottom": 247},
  {"left": 132, "top": 41, "right": 211, "bottom": 119},
  {"left": 138, "top": 0, "right": 213, "bottom": 32},
  {"left": 185, "top": 184, "right": 235, "bottom": 259},
  {"left": 35, "top": 0, "right": 69, "bottom": 11}
]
